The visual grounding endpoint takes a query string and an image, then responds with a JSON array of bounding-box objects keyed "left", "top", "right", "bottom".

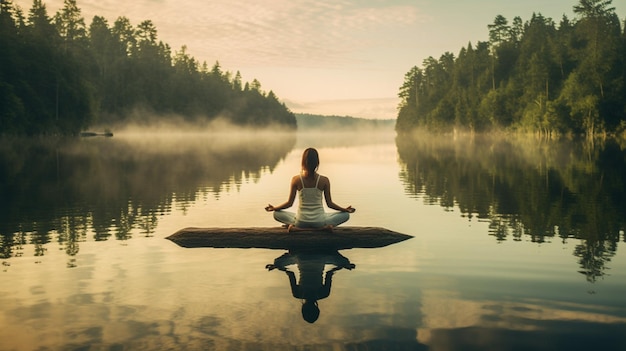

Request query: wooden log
[{"left": 166, "top": 226, "right": 412, "bottom": 250}]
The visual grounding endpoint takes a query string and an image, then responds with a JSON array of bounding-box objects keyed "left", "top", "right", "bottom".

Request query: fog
[
  {"left": 90, "top": 111, "right": 398, "bottom": 151},
  {"left": 96, "top": 111, "right": 295, "bottom": 135}
]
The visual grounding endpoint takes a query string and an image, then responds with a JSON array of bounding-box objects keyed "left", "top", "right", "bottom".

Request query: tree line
[
  {"left": 295, "top": 113, "right": 395, "bottom": 131},
  {"left": 0, "top": 0, "right": 296, "bottom": 136},
  {"left": 396, "top": 0, "right": 625, "bottom": 137}
]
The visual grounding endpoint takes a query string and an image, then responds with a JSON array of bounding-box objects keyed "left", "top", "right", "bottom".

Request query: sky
[{"left": 14, "top": 0, "right": 625, "bottom": 119}]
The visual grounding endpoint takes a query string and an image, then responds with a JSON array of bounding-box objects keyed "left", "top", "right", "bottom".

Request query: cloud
[{"left": 168, "top": 0, "right": 419, "bottom": 69}]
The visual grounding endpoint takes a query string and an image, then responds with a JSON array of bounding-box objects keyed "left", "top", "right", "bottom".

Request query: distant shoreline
[{"left": 295, "top": 113, "right": 395, "bottom": 131}]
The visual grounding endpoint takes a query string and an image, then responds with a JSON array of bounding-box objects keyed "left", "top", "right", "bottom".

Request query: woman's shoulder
[
  {"left": 317, "top": 174, "right": 330, "bottom": 185},
  {"left": 290, "top": 174, "right": 301, "bottom": 183}
]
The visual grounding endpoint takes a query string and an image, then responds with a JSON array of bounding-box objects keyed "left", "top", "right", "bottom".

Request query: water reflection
[
  {"left": 396, "top": 133, "right": 626, "bottom": 282},
  {"left": 266, "top": 250, "right": 355, "bottom": 323},
  {"left": 0, "top": 133, "right": 296, "bottom": 259}
]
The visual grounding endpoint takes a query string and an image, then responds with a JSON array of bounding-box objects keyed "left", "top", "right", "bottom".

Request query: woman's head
[
  {"left": 301, "top": 300, "right": 320, "bottom": 323},
  {"left": 301, "top": 148, "right": 319, "bottom": 177}
]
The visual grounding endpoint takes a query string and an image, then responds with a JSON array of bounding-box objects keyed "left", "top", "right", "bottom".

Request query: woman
[{"left": 265, "top": 148, "right": 355, "bottom": 232}]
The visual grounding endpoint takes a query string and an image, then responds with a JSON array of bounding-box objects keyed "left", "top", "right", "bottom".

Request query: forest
[
  {"left": 0, "top": 0, "right": 297, "bottom": 136},
  {"left": 396, "top": 0, "right": 626, "bottom": 137}
]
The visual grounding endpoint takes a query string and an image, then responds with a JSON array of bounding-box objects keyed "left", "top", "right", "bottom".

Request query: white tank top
[{"left": 296, "top": 175, "right": 325, "bottom": 223}]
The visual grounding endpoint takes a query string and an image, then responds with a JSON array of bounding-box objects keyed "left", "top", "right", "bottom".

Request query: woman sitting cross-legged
[{"left": 265, "top": 148, "right": 355, "bottom": 232}]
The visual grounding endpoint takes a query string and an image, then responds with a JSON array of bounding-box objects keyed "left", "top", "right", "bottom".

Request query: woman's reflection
[{"left": 266, "top": 250, "right": 355, "bottom": 323}]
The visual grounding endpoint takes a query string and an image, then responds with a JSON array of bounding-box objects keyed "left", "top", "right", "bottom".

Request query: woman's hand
[
  {"left": 345, "top": 206, "right": 356, "bottom": 213},
  {"left": 265, "top": 204, "right": 276, "bottom": 212}
]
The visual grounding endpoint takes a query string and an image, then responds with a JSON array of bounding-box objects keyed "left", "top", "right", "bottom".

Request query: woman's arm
[
  {"left": 322, "top": 176, "right": 356, "bottom": 213},
  {"left": 265, "top": 176, "right": 299, "bottom": 211}
]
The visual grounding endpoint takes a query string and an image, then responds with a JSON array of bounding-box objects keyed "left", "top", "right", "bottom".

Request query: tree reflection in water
[
  {"left": 0, "top": 133, "right": 296, "bottom": 259},
  {"left": 396, "top": 132, "right": 626, "bottom": 282},
  {"left": 266, "top": 250, "right": 355, "bottom": 323}
]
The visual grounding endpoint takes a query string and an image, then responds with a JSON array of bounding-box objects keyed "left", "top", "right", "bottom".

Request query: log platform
[{"left": 166, "top": 226, "right": 412, "bottom": 250}]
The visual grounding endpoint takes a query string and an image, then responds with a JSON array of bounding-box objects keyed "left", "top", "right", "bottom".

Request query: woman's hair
[{"left": 301, "top": 148, "right": 319, "bottom": 178}]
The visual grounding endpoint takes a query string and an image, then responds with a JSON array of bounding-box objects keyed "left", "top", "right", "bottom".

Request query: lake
[{"left": 1, "top": 130, "right": 625, "bottom": 351}]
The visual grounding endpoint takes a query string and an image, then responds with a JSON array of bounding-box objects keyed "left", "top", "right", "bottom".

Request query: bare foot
[
  {"left": 287, "top": 224, "right": 295, "bottom": 232},
  {"left": 323, "top": 225, "right": 334, "bottom": 233}
]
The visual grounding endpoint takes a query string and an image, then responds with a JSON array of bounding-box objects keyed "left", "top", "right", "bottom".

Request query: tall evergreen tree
[{"left": 54, "top": 0, "right": 86, "bottom": 44}]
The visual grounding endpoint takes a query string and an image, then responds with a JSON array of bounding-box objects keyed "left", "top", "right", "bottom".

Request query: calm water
[{"left": 1, "top": 131, "right": 625, "bottom": 351}]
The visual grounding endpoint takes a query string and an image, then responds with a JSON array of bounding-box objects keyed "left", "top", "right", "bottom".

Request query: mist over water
[{"left": 98, "top": 112, "right": 298, "bottom": 135}]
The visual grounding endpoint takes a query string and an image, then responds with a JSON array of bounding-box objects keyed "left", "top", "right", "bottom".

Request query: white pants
[{"left": 273, "top": 210, "right": 350, "bottom": 228}]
